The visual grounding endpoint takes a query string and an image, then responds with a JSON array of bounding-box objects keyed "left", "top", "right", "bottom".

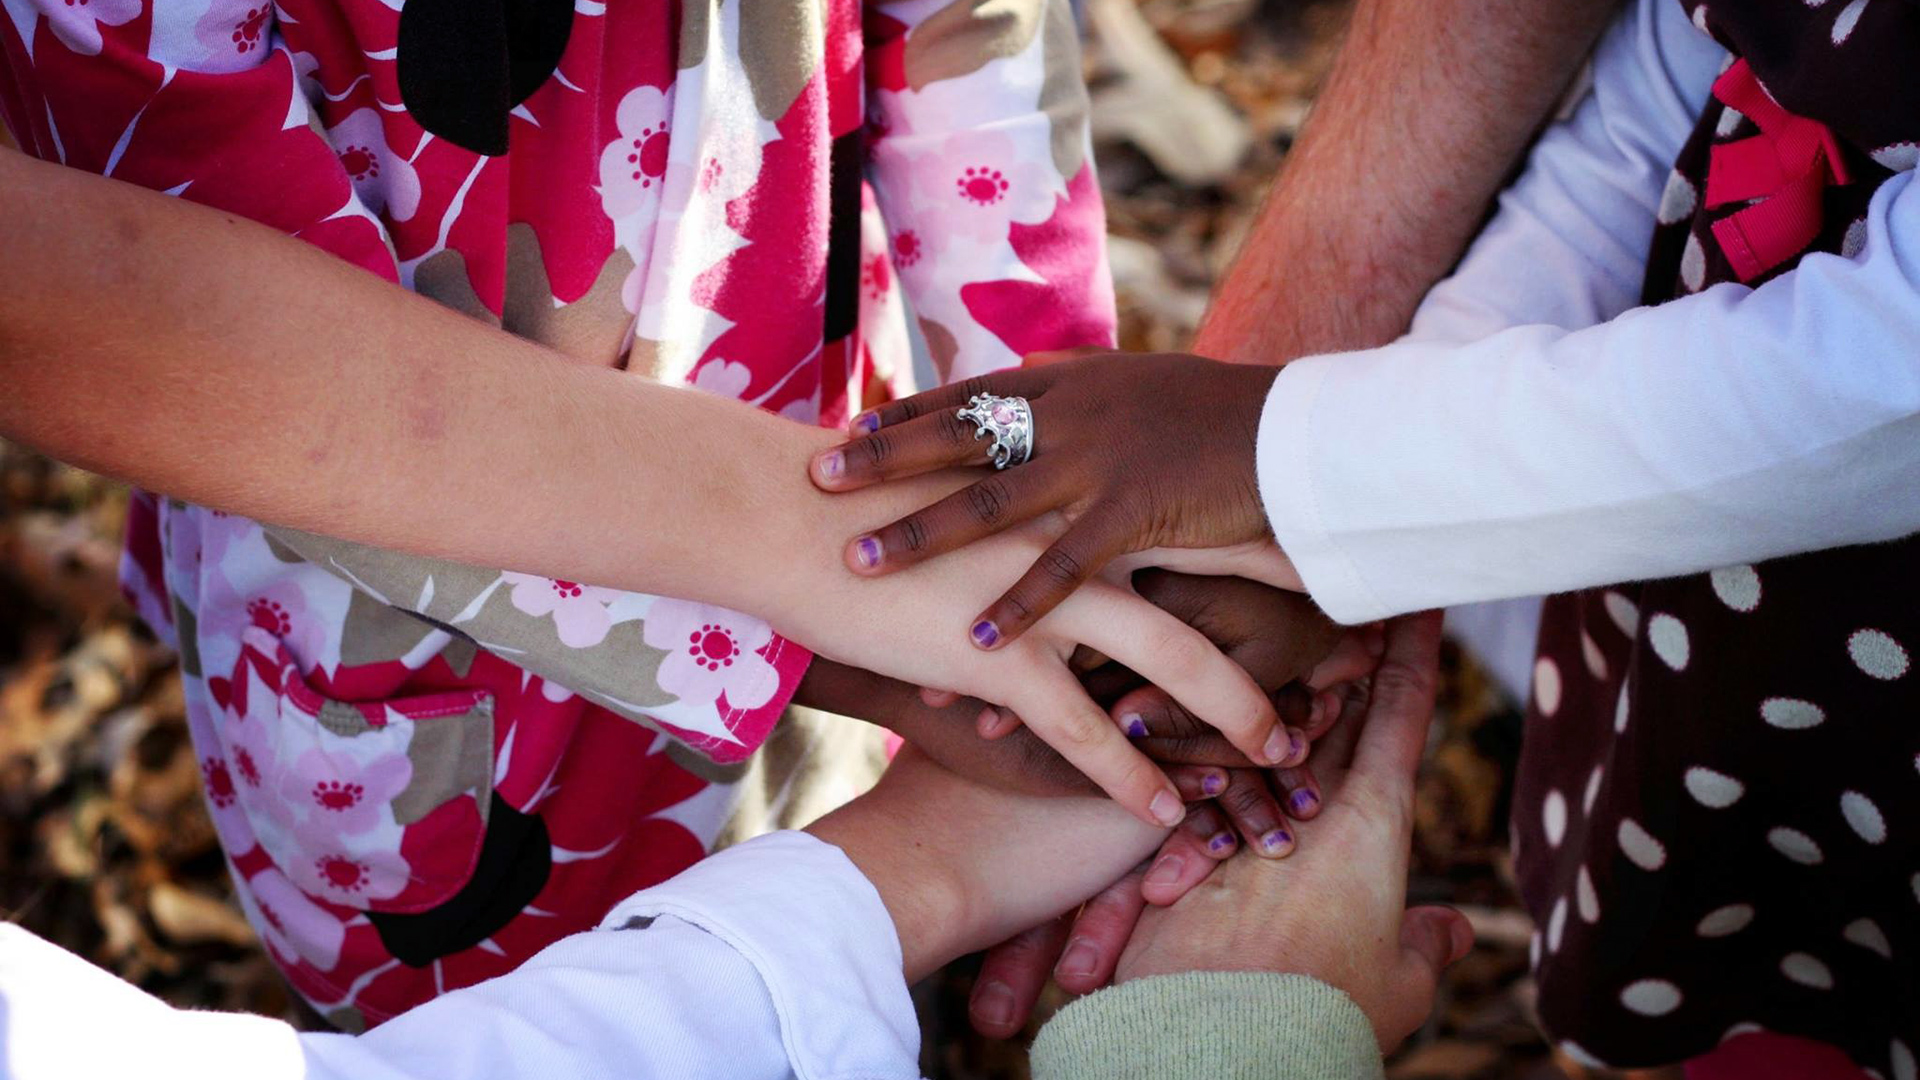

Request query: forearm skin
[
  {"left": 0, "top": 147, "right": 855, "bottom": 616},
  {"left": 1193, "top": 0, "right": 1624, "bottom": 363}
]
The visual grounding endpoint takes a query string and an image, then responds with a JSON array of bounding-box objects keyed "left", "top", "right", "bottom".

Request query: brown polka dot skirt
[{"left": 1513, "top": 1, "right": 1920, "bottom": 1073}]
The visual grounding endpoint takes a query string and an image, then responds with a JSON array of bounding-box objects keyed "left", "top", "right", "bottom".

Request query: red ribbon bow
[{"left": 1704, "top": 58, "right": 1852, "bottom": 282}]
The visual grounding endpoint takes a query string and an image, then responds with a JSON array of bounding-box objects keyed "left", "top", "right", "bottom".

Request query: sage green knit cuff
[{"left": 1029, "top": 971, "right": 1385, "bottom": 1080}]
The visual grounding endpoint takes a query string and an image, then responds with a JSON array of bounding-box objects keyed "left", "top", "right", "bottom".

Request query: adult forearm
[
  {"left": 0, "top": 148, "right": 815, "bottom": 610},
  {"left": 1193, "top": 0, "right": 1622, "bottom": 362}
]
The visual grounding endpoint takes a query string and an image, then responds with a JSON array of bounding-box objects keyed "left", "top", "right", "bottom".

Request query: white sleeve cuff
[
  {"left": 1257, "top": 355, "right": 1398, "bottom": 624},
  {"left": 599, "top": 830, "right": 921, "bottom": 1078}
]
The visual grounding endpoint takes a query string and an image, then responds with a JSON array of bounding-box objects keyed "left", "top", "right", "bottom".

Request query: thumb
[
  {"left": 1400, "top": 904, "right": 1474, "bottom": 974},
  {"left": 1377, "top": 905, "right": 1472, "bottom": 1051}
]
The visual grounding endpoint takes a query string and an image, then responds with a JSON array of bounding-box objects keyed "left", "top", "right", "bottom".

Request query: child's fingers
[
  {"left": 1307, "top": 626, "right": 1386, "bottom": 689},
  {"left": 845, "top": 467, "right": 1066, "bottom": 578},
  {"left": 1141, "top": 815, "right": 1231, "bottom": 906},
  {"left": 1062, "top": 590, "right": 1285, "bottom": 768},
  {"left": 1346, "top": 612, "right": 1445, "bottom": 807},
  {"left": 1302, "top": 688, "right": 1345, "bottom": 741},
  {"left": 1274, "top": 764, "right": 1324, "bottom": 821},
  {"left": 972, "top": 515, "right": 1129, "bottom": 649},
  {"left": 1214, "top": 769, "right": 1296, "bottom": 859},
  {"left": 1010, "top": 665, "right": 1184, "bottom": 828},
  {"left": 846, "top": 370, "right": 1050, "bottom": 436},
  {"left": 975, "top": 704, "right": 1021, "bottom": 739},
  {"left": 1165, "top": 764, "right": 1230, "bottom": 801},
  {"left": 969, "top": 915, "right": 1071, "bottom": 1039},
  {"left": 1112, "top": 682, "right": 1313, "bottom": 745},
  {"left": 1053, "top": 863, "right": 1150, "bottom": 994}
]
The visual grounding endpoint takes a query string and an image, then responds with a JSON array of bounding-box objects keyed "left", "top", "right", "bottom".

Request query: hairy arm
[{"left": 1191, "top": 0, "right": 1624, "bottom": 362}]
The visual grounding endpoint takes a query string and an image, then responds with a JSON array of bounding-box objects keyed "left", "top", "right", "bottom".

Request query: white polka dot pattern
[
  {"left": 1684, "top": 766, "right": 1745, "bottom": 808},
  {"left": 1577, "top": 865, "right": 1601, "bottom": 923},
  {"left": 1845, "top": 917, "right": 1892, "bottom": 959},
  {"left": 1535, "top": 657, "right": 1563, "bottom": 717},
  {"left": 1615, "top": 683, "right": 1631, "bottom": 733},
  {"left": 1544, "top": 790, "right": 1568, "bottom": 848},
  {"left": 1849, "top": 629, "right": 1909, "bottom": 680},
  {"left": 1548, "top": 895, "right": 1569, "bottom": 954},
  {"left": 1833, "top": 0, "right": 1869, "bottom": 43},
  {"left": 1697, "top": 903, "right": 1754, "bottom": 937},
  {"left": 1681, "top": 233, "right": 1707, "bottom": 292},
  {"left": 1584, "top": 765, "right": 1605, "bottom": 815},
  {"left": 1716, "top": 105, "right": 1746, "bottom": 137},
  {"left": 1769, "top": 827, "right": 1824, "bottom": 865},
  {"left": 1620, "top": 979, "right": 1683, "bottom": 1016},
  {"left": 1842, "top": 790, "right": 1887, "bottom": 843},
  {"left": 1581, "top": 631, "right": 1608, "bottom": 681},
  {"left": 1709, "top": 565, "right": 1761, "bottom": 611},
  {"left": 1895, "top": 1039, "right": 1918, "bottom": 1080},
  {"left": 1761, "top": 697, "right": 1826, "bottom": 729},
  {"left": 1723, "top": 1022, "right": 1766, "bottom": 1043},
  {"left": 1603, "top": 591, "right": 1640, "bottom": 638},
  {"left": 1658, "top": 171, "right": 1699, "bottom": 225},
  {"left": 1873, "top": 142, "right": 1920, "bottom": 172},
  {"left": 1780, "top": 951, "right": 1834, "bottom": 989},
  {"left": 1843, "top": 216, "right": 1870, "bottom": 257},
  {"left": 1562, "top": 1041, "right": 1609, "bottom": 1069},
  {"left": 1618, "top": 818, "right": 1667, "bottom": 870},
  {"left": 1649, "top": 613, "right": 1690, "bottom": 670}
]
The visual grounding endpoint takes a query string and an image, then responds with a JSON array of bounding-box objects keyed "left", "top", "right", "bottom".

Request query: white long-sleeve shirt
[
  {"left": 1256, "top": 0, "right": 1920, "bottom": 625},
  {"left": 0, "top": 832, "right": 923, "bottom": 1080}
]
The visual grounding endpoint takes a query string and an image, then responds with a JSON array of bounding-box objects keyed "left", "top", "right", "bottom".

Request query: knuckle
[
  {"left": 1220, "top": 777, "right": 1269, "bottom": 815},
  {"left": 965, "top": 476, "right": 1013, "bottom": 526},
  {"left": 935, "top": 407, "right": 974, "bottom": 448},
  {"left": 855, "top": 432, "right": 893, "bottom": 470},
  {"left": 1038, "top": 544, "right": 1087, "bottom": 588},
  {"left": 1052, "top": 708, "right": 1107, "bottom": 749},
  {"left": 1370, "top": 660, "right": 1436, "bottom": 709},
  {"left": 898, "top": 514, "right": 930, "bottom": 554},
  {"left": 1002, "top": 590, "right": 1035, "bottom": 625},
  {"left": 1152, "top": 628, "right": 1211, "bottom": 683}
]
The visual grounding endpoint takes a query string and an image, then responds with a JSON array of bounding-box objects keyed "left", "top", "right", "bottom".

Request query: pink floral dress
[{"left": 0, "top": 0, "right": 1114, "bottom": 1028}]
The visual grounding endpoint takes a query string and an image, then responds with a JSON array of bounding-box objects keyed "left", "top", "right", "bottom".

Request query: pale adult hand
[{"left": 1113, "top": 611, "right": 1473, "bottom": 1053}]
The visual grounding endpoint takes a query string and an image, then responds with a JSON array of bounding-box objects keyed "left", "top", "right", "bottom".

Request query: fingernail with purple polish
[
  {"left": 1287, "top": 728, "right": 1306, "bottom": 763},
  {"left": 1201, "top": 771, "right": 1226, "bottom": 797},
  {"left": 1289, "top": 789, "right": 1319, "bottom": 815},
  {"left": 1260, "top": 828, "right": 1293, "bottom": 855},
  {"left": 971, "top": 620, "right": 1001, "bottom": 649},
  {"left": 818, "top": 450, "right": 844, "bottom": 480},
  {"left": 1208, "top": 831, "right": 1236, "bottom": 854},
  {"left": 852, "top": 410, "right": 880, "bottom": 435},
  {"left": 1122, "top": 713, "right": 1147, "bottom": 738},
  {"left": 854, "top": 535, "right": 882, "bottom": 569}
]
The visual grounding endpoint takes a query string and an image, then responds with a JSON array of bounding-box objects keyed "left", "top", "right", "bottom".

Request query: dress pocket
[{"left": 211, "top": 626, "right": 495, "bottom": 915}]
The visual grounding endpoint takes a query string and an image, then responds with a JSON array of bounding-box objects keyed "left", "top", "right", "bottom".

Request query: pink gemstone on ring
[{"left": 990, "top": 403, "right": 1016, "bottom": 425}]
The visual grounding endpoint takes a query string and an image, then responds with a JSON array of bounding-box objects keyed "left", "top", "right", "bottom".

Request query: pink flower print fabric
[
  {"left": 1, "top": 0, "right": 1116, "bottom": 1026},
  {"left": 641, "top": 599, "right": 781, "bottom": 713},
  {"left": 500, "top": 573, "right": 624, "bottom": 649}
]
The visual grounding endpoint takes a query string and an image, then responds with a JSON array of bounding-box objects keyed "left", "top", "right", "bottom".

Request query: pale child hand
[{"left": 780, "top": 471, "right": 1294, "bottom": 828}]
